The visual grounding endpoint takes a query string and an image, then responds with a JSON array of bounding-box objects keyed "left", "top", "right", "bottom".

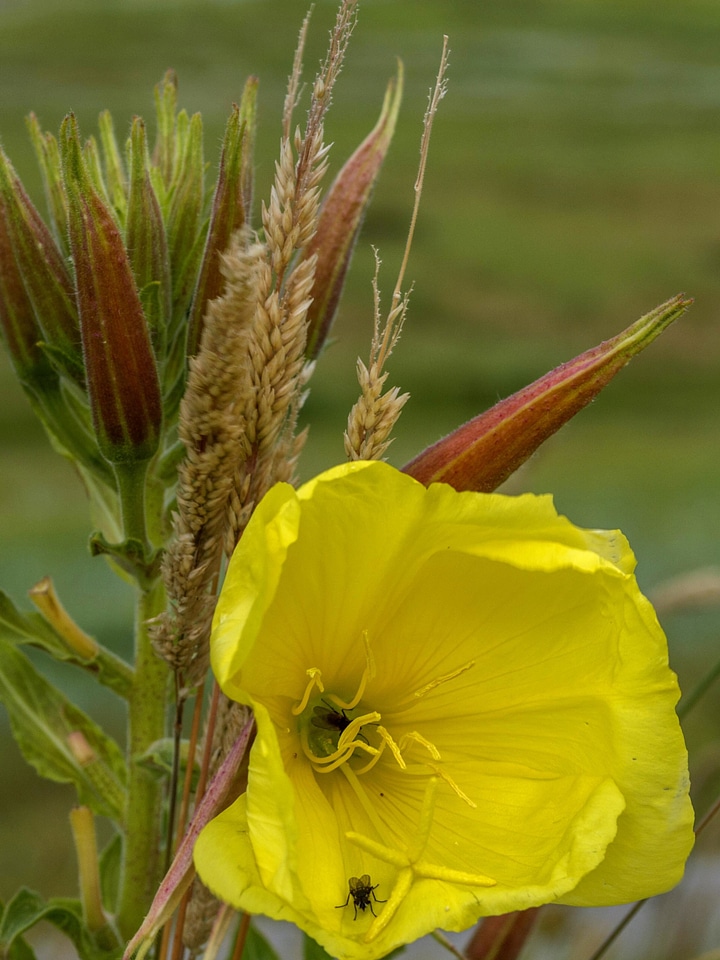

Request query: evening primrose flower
[{"left": 194, "top": 461, "right": 693, "bottom": 960}]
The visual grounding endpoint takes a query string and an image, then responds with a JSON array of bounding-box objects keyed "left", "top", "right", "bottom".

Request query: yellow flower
[{"left": 194, "top": 461, "right": 693, "bottom": 960}]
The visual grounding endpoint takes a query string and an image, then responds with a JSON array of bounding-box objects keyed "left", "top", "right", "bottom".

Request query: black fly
[
  {"left": 311, "top": 700, "right": 370, "bottom": 745},
  {"left": 336, "top": 875, "right": 387, "bottom": 919}
]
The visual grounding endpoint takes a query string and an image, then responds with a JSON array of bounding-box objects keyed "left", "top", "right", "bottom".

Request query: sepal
[
  {"left": 403, "top": 294, "right": 692, "bottom": 491},
  {"left": 304, "top": 64, "right": 403, "bottom": 360}
]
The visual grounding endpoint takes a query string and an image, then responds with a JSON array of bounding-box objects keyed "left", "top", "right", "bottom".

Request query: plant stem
[
  {"left": 115, "top": 459, "right": 152, "bottom": 551},
  {"left": 117, "top": 578, "right": 169, "bottom": 940}
]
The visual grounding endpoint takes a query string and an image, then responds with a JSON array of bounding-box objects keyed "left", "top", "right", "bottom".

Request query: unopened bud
[
  {"left": 60, "top": 113, "right": 162, "bottom": 464},
  {"left": 0, "top": 148, "right": 83, "bottom": 383},
  {"left": 186, "top": 77, "right": 257, "bottom": 357},
  {"left": 126, "top": 116, "right": 171, "bottom": 358},
  {"left": 304, "top": 64, "right": 403, "bottom": 360},
  {"left": 403, "top": 294, "right": 692, "bottom": 492}
]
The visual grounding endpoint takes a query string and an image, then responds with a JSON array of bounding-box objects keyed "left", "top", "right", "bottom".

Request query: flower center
[{"left": 291, "top": 633, "right": 475, "bottom": 804}]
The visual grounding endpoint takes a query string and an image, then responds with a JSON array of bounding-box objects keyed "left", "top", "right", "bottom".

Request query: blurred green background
[{"left": 1, "top": 0, "right": 719, "bottom": 956}]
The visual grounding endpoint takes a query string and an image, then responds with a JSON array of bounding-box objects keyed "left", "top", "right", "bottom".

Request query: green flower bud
[{"left": 126, "top": 116, "right": 172, "bottom": 360}]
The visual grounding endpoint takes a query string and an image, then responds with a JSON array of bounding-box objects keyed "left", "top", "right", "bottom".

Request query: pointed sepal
[
  {"left": 304, "top": 64, "right": 403, "bottom": 360},
  {"left": 403, "top": 294, "right": 692, "bottom": 492}
]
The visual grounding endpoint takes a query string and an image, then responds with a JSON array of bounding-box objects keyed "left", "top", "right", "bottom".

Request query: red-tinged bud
[
  {"left": 0, "top": 148, "right": 84, "bottom": 383},
  {"left": 0, "top": 190, "right": 56, "bottom": 386},
  {"left": 403, "top": 294, "right": 692, "bottom": 492},
  {"left": 186, "top": 77, "right": 258, "bottom": 357},
  {"left": 60, "top": 113, "right": 162, "bottom": 464},
  {"left": 126, "top": 116, "right": 172, "bottom": 358},
  {"left": 304, "top": 63, "right": 403, "bottom": 360},
  {"left": 0, "top": 192, "right": 116, "bottom": 484}
]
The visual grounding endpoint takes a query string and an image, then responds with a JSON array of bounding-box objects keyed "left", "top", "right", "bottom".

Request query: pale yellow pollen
[{"left": 291, "top": 667, "right": 324, "bottom": 716}]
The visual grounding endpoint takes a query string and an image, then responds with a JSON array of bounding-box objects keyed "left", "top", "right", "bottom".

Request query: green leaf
[
  {"left": 9, "top": 935, "right": 38, "bottom": 960},
  {"left": 0, "top": 639, "right": 127, "bottom": 822},
  {"left": 0, "top": 888, "right": 118, "bottom": 960},
  {"left": 0, "top": 590, "right": 133, "bottom": 699},
  {"left": 244, "top": 924, "right": 281, "bottom": 960},
  {"left": 0, "top": 591, "right": 65, "bottom": 650},
  {"left": 99, "top": 834, "right": 123, "bottom": 915},
  {"left": 88, "top": 531, "right": 163, "bottom": 589}
]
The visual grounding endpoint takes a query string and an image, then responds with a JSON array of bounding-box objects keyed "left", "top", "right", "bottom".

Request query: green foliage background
[{"left": 0, "top": 0, "right": 718, "bottom": 945}]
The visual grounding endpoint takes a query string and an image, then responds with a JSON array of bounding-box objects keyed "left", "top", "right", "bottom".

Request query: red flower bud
[
  {"left": 0, "top": 147, "right": 83, "bottom": 384},
  {"left": 60, "top": 113, "right": 162, "bottom": 464},
  {"left": 304, "top": 64, "right": 403, "bottom": 360},
  {"left": 403, "top": 294, "right": 691, "bottom": 492}
]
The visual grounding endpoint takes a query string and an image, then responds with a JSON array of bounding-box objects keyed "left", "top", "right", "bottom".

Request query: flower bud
[
  {"left": 403, "top": 294, "right": 691, "bottom": 492},
  {"left": 0, "top": 147, "right": 83, "bottom": 384},
  {"left": 304, "top": 64, "right": 403, "bottom": 360},
  {"left": 60, "top": 113, "right": 162, "bottom": 464},
  {"left": 126, "top": 116, "right": 172, "bottom": 358},
  {"left": 0, "top": 190, "right": 56, "bottom": 386},
  {"left": 186, "top": 77, "right": 258, "bottom": 357},
  {"left": 165, "top": 110, "right": 205, "bottom": 329}
]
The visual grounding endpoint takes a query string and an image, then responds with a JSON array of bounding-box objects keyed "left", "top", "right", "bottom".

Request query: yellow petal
[{"left": 195, "top": 460, "right": 693, "bottom": 958}]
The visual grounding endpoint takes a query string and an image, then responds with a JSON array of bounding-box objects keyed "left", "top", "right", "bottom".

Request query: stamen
[
  {"left": 352, "top": 740, "right": 388, "bottom": 775},
  {"left": 312, "top": 740, "right": 377, "bottom": 773},
  {"left": 337, "top": 711, "right": 381, "bottom": 748},
  {"left": 398, "top": 730, "right": 441, "bottom": 761},
  {"left": 406, "top": 659, "right": 476, "bottom": 702},
  {"left": 376, "top": 726, "right": 406, "bottom": 768},
  {"left": 430, "top": 766, "right": 476, "bottom": 808},
  {"left": 291, "top": 667, "right": 325, "bottom": 716},
  {"left": 326, "top": 631, "right": 375, "bottom": 711}
]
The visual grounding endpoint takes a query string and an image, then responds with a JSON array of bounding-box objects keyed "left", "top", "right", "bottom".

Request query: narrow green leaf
[{"left": 0, "top": 640, "right": 127, "bottom": 822}]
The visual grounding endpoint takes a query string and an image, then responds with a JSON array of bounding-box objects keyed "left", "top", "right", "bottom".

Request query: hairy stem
[{"left": 117, "top": 578, "right": 169, "bottom": 939}]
